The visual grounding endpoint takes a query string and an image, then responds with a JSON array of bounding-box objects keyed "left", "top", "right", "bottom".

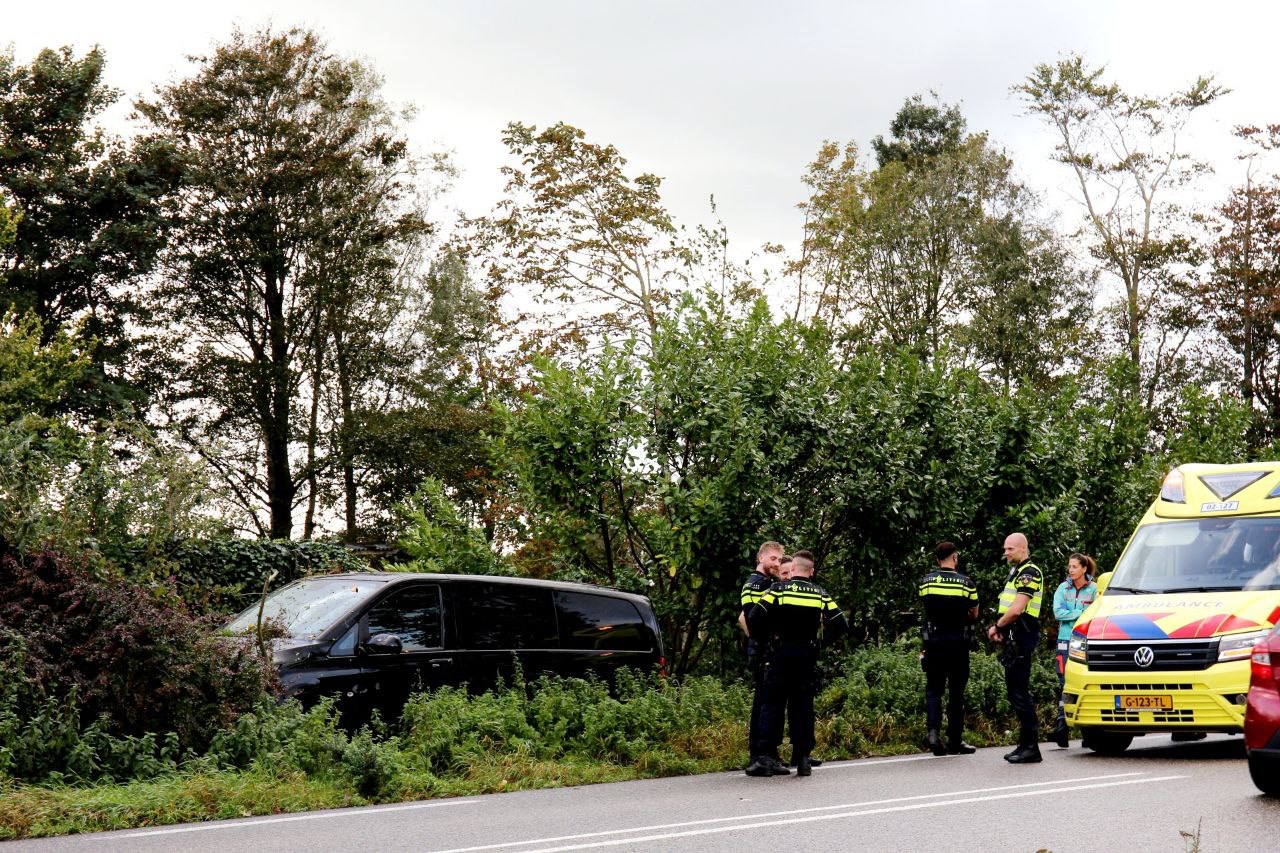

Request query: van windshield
[
  {"left": 224, "top": 577, "right": 387, "bottom": 639},
  {"left": 1110, "top": 517, "right": 1280, "bottom": 593}
]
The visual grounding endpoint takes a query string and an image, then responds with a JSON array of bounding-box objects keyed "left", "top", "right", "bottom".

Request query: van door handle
[{"left": 429, "top": 657, "right": 453, "bottom": 668}]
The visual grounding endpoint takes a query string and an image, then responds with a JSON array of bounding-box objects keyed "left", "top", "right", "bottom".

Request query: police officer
[
  {"left": 919, "top": 540, "right": 978, "bottom": 756},
  {"left": 746, "top": 550, "right": 848, "bottom": 777},
  {"left": 986, "top": 532, "right": 1046, "bottom": 764},
  {"left": 740, "top": 541, "right": 785, "bottom": 774}
]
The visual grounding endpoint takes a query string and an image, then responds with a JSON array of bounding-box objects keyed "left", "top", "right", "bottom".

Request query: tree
[
  {"left": 958, "top": 215, "right": 1093, "bottom": 391},
  {"left": 1015, "top": 54, "right": 1227, "bottom": 407},
  {"left": 0, "top": 46, "right": 179, "bottom": 413},
  {"left": 792, "top": 96, "right": 1088, "bottom": 381},
  {"left": 138, "top": 28, "right": 428, "bottom": 539},
  {"left": 1207, "top": 125, "right": 1280, "bottom": 436},
  {"left": 472, "top": 122, "right": 690, "bottom": 349}
]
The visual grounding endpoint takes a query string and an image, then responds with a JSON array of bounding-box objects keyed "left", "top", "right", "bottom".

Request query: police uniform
[
  {"left": 997, "top": 558, "right": 1045, "bottom": 757},
  {"left": 746, "top": 577, "right": 848, "bottom": 775},
  {"left": 918, "top": 567, "right": 978, "bottom": 754},
  {"left": 741, "top": 569, "right": 778, "bottom": 764}
]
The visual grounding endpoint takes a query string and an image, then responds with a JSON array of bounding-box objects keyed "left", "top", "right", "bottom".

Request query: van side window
[
  {"left": 555, "top": 591, "right": 652, "bottom": 651},
  {"left": 452, "top": 583, "right": 557, "bottom": 649},
  {"left": 329, "top": 622, "right": 358, "bottom": 657},
  {"left": 365, "top": 585, "right": 442, "bottom": 652}
]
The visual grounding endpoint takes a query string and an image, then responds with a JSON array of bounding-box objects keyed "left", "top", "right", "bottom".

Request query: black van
[{"left": 225, "top": 573, "right": 664, "bottom": 721}]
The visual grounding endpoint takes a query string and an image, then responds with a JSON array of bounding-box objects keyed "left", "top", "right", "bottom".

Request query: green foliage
[
  {"left": 138, "top": 27, "right": 431, "bottom": 539},
  {"left": 133, "top": 537, "right": 367, "bottom": 614},
  {"left": 0, "top": 548, "right": 275, "bottom": 776},
  {"left": 818, "top": 640, "right": 1059, "bottom": 752},
  {"left": 0, "top": 45, "right": 179, "bottom": 415},
  {"left": 395, "top": 479, "right": 507, "bottom": 575}
]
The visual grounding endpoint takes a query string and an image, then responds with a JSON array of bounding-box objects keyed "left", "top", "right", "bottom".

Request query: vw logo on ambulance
[{"left": 1134, "top": 646, "right": 1155, "bottom": 668}]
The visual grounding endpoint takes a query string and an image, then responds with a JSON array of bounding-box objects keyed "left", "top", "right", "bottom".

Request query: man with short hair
[
  {"left": 778, "top": 554, "right": 794, "bottom": 582},
  {"left": 747, "top": 549, "right": 848, "bottom": 777},
  {"left": 740, "top": 541, "right": 786, "bottom": 774},
  {"left": 919, "top": 541, "right": 979, "bottom": 756},
  {"left": 987, "top": 532, "right": 1046, "bottom": 763}
]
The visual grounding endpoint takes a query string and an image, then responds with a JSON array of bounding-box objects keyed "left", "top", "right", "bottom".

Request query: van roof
[
  {"left": 1154, "top": 461, "right": 1280, "bottom": 519},
  {"left": 320, "top": 571, "right": 655, "bottom": 606}
]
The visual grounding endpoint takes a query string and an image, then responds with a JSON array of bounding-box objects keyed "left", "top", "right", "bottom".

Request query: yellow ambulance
[{"left": 1063, "top": 462, "right": 1280, "bottom": 753}]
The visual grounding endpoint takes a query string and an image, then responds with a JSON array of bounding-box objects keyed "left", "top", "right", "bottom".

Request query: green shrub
[
  {"left": 0, "top": 548, "right": 275, "bottom": 782},
  {"left": 129, "top": 537, "right": 367, "bottom": 615}
]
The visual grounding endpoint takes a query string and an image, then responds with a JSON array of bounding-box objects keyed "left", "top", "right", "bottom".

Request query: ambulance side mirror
[{"left": 1095, "top": 571, "right": 1113, "bottom": 596}]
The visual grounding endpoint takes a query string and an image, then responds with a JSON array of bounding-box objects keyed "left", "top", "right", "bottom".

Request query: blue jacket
[{"left": 1053, "top": 579, "right": 1097, "bottom": 642}]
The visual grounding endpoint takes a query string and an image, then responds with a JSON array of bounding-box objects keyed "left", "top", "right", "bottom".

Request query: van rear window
[{"left": 555, "top": 591, "right": 653, "bottom": 651}]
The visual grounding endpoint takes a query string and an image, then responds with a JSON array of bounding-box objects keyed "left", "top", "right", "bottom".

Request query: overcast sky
[{"left": 9, "top": 1, "right": 1280, "bottom": 255}]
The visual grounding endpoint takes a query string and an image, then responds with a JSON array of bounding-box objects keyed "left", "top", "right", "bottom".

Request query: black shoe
[
  {"left": 947, "top": 741, "right": 976, "bottom": 755},
  {"left": 1050, "top": 725, "right": 1070, "bottom": 748},
  {"left": 766, "top": 756, "right": 790, "bottom": 775},
  {"left": 808, "top": 757, "right": 823, "bottom": 767},
  {"left": 796, "top": 756, "right": 812, "bottom": 777},
  {"left": 745, "top": 756, "right": 775, "bottom": 777},
  {"left": 926, "top": 729, "right": 947, "bottom": 757},
  {"left": 1005, "top": 745, "right": 1043, "bottom": 764},
  {"left": 1003, "top": 747, "right": 1020, "bottom": 760}
]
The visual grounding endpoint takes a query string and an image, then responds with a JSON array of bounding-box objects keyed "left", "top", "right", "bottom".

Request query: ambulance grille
[{"left": 1086, "top": 640, "right": 1216, "bottom": 671}]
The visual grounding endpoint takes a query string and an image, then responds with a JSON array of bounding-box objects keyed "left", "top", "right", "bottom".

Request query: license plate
[{"left": 1115, "top": 695, "right": 1173, "bottom": 710}]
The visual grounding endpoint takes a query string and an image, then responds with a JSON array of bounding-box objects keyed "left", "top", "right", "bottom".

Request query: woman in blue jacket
[{"left": 1050, "top": 552, "right": 1097, "bottom": 747}]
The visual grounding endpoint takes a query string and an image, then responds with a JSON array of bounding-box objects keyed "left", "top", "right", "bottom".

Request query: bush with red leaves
[{"left": 0, "top": 545, "right": 276, "bottom": 751}]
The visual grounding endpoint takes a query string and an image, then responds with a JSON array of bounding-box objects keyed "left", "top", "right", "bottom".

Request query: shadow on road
[{"left": 1078, "top": 734, "right": 1246, "bottom": 762}]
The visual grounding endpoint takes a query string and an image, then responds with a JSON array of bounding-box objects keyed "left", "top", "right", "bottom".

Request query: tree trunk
[
  {"left": 265, "top": 271, "right": 295, "bottom": 540},
  {"left": 333, "top": 330, "right": 359, "bottom": 540}
]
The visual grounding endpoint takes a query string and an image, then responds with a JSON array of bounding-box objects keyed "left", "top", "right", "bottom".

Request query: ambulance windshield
[{"left": 1109, "top": 517, "right": 1280, "bottom": 593}]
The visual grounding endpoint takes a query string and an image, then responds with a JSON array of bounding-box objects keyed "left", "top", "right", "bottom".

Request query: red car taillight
[{"left": 1252, "top": 643, "right": 1276, "bottom": 685}]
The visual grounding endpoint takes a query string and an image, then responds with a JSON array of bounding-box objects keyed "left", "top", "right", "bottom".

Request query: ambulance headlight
[
  {"left": 1068, "top": 636, "right": 1088, "bottom": 663},
  {"left": 1218, "top": 629, "right": 1272, "bottom": 661}
]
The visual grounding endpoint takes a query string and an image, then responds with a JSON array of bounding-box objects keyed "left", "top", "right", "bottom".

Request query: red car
[{"left": 1246, "top": 625, "right": 1280, "bottom": 795}]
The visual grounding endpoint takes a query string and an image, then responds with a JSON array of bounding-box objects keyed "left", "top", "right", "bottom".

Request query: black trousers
[
  {"left": 923, "top": 639, "right": 970, "bottom": 744},
  {"left": 1002, "top": 628, "right": 1040, "bottom": 747},
  {"left": 758, "top": 651, "right": 818, "bottom": 760},
  {"left": 748, "top": 664, "right": 777, "bottom": 758}
]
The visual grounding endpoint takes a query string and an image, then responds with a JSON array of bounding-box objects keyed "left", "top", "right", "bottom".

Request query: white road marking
[
  {"left": 510, "top": 775, "right": 1187, "bottom": 853},
  {"left": 102, "top": 798, "right": 481, "bottom": 839},
  {"left": 818, "top": 753, "right": 952, "bottom": 770},
  {"left": 428, "top": 772, "right": 1149, "bottom": 853}
]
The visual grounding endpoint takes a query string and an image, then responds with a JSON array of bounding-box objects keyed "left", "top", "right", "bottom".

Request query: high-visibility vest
[{"left": 997, "top": 560, "right": 1044, "bottom": 620}]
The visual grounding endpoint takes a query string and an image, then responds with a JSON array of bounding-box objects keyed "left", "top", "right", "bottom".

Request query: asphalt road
[{"left": 7, "top": 735, "right": 1279, "bottom": 852}]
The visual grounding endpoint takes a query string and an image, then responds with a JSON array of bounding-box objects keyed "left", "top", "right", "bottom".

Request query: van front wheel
[{"left": 1083, "top": 730, "right": 1133, "bottom": 755}]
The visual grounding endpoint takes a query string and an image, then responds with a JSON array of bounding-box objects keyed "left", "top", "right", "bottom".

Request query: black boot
[
  {"left": 745, "top": 756, "right": 775, "bottom": 777},
  {"left": 1050, "top": 724, "right": 1070, "bottom": 748},
  {"left": 766, "top": 756, "right": 790, "bottom": 775},
  {"left": 796, "top": 756, "right": 812, "bottom": 777},
  {"left": 1005, "top": 744, "right": 1043, "bottom": 764},
  {"left": 926, "top": 728, "right": 947, "bottom": 757},
  {"left": 947, "top": 740, "right": 976, "bottom": 755}
]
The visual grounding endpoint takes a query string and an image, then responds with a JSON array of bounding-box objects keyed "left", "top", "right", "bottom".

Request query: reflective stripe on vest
[
  {"left": 919, "top": 580, "right": 977, "bottom": 600},
  {"left": 759, "top": 588, "right": 839, "bottom": 610},
  {"left": 997, "top": 561, "right": 1044, "bottom": 619},
  {"left": 741, "top": 574, "right": 771, "bottom": 608}
]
